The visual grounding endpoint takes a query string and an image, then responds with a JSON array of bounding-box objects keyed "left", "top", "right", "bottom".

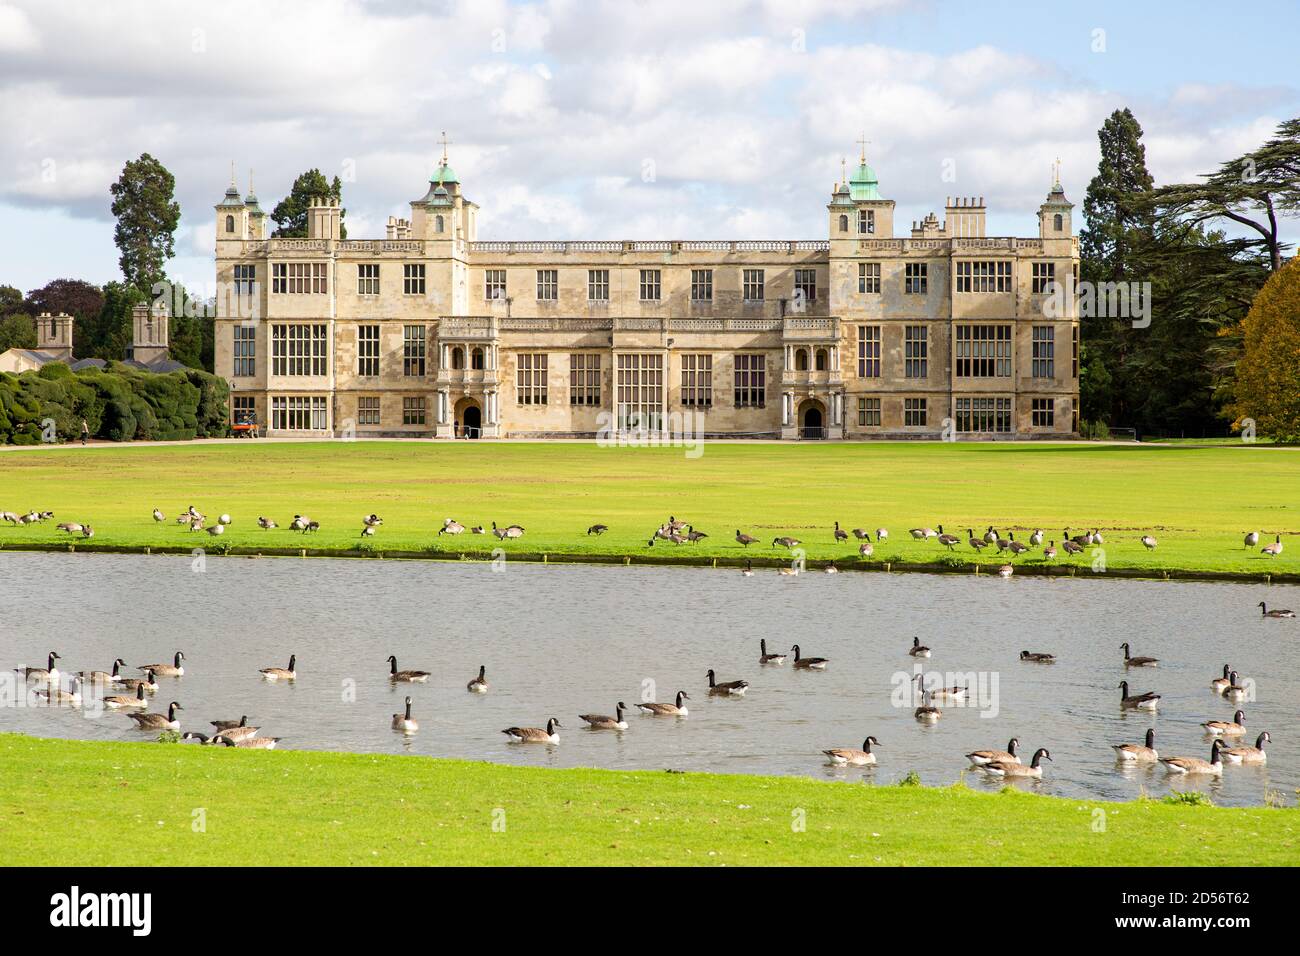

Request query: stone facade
[{"left": 213, "top": 151, "right": 1080, "bottom": 440}]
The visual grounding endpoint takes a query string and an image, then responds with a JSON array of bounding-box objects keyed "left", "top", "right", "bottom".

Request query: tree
[
  {"left": 91, "top": 282, "right": 144, "bottom": 362},
  {"left": 0, "top": 284, "right": 23, "bottom": 315},
  {"left": 23, "top": 278, "right": 105, "bottom": 355},
  {"left": 1230, "top": 258, "right": 1300, "bottom": 442},
  {"left": 0, "top": 314, "right": 36, "bottom": 352},
  {"left": 110, "top": 153, "right": 181, "bottom": 293},
  {"left": 271, "top": 169, "right": 346, "bottom": 238},
  {"left": 1145, "top": 118, "right": 1299, "bottom": 273}
]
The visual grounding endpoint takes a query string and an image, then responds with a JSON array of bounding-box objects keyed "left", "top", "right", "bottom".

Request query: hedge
[{"left": 0, "top": 362, "right": 228, "bottom": 444}]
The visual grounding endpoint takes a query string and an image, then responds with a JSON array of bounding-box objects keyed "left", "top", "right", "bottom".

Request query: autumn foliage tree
[{"left": 1230, "top": 258, "right": 1300, "bottom": 442}]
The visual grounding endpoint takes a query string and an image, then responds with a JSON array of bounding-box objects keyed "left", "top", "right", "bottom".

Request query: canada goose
[
  {"left": 1243, "top": 531, "right": 1259, "bottom": 549},
  {"left": 910, "top": 526, "right": 937, "bottom": 540},
  {"left": 777, "top": 564, "right": 799, "bottom": 576},
  {"left": 81, "top": 525, "right": 94, "bottom": 539},
  {"left": 213, "top": 734, "right": 280, "bottom": 749},
  {"left": 929, "top": 683, "right": 968, "bottom": 702},
  {"left": 1261, "top": 535, "right": 1283, "bottom": 557},
  {"left": 1118, "top": 681, "right": 1161, "bottom": 710},
  {"left": 833, "top": 521, "right": 848, "bottom": 542},
  {"left": 706, "top": 669, "right": 749, "bottom": 696},
  {"left": 937, "top": 525, "right": 960, "bottom": 549},
  {"left": 982, "top": 748, "right": 1051, "bottom": 778},
  {"left": 304, "top": 521, "right": 320, "bottom": 533},
  {"left": 439, "top": 519, "right": 465, "bottom": 536},
  {"left": 206, "top": 523, "right": 225, "bottom": 537},
  {"left": 1140, "top": 534, "right": 1157, "bottom": 551},
  {"left": 586, "top": 523, "right": 608, "bottom": 536},
  {"left": 772, "top": 536, "right": 801, "bottom": 549},
  {"left": 360, "top": 524, "right": 376, "bottom": 538},
  {"left": 908, "top": 636, "right": 931, "bottom": 658},
  {"left": 189, "top": 518, "right": 203, "bottom": 532},
  {"left": 258, "top": 516, "right": 277, "bottom": 529},
  {"left": 211, "top": 715, "right": 249, "bottom": 731},
  {"left": 875, "top": 528, "right": 888, "bottom": 541},
  {"left": 218, "top": 514, "right": 232, "bottom": 526},
  {"left": 1222, "top": 731, "right": 1270, "bottom": 765},
  {"left": 502, "top": 718, "right": 561, "bottom": 743},
  {"left": 1062, "top": 539, "right": 1084, "bottom": 556},
  {"left": 1202, "top": 709, "right": 1246, "bottom": 736},
  {"left": 102, "top": 684, "right": 148, "bottom": 710},
  {"left": 742, "top": 559, "right": 754, "bottom": 576},
  {"left": 363, "top": 514, "right": 383, "bottom": 527},
  {"left": 913, "top": 676, "right": 941, "bottom": 723},
  {"left": 579, "top": 703, "right": 629, "bottom": 730},
  {"left": 19, "top": 651, "right": 61, "bottom": 683},
  {"left": 1223, "top": 670, "right": 1249, "bottom": 701},
  {"left": 470, "top": 526, "right": 485, "bottom": 534},
  {"left": 392, "top": 696, "right": 418, "bottom": 733},
  {"left": 1029, "top": 529, "right": 1044, "bottom": 547},
  {"left": 635, "top": 692, "right": 689, "bottom": 716},
  {"left": 858, "top": 541, "right": 874, "bottom": 557},
  {"left": 1042, "top": 540, "right": 1058, "bottom": 561},
  {"left": 492, "top": 522, "right": 525, "bottom": 539},
  {"left": 215, "top": 724, "right": 261, "bottom": 742},
  {"left": 665, "top": 516, "right": 687, "bottom": 532},
  {"left": 685, "top": 526, "right": 709, "bottom": 543},
  {"left": 790, "top": 644, "right": 828, "bottom": 670},
  {"left": 260, "top": 655, "right": 297, "bottom": 681},
  {"left": 36, "top": 676, "right": 83, "bottom": 705},
  {"left": 852, "top": 527, "right": 871, "bottom": 540},
  {"left": 128, "top": 701, "right": 182, "bottom": 732},
  {"left": 80, "top": 658, "right": 127, "bottom": 685},
  {"left": 1007, "top": 534, "right": 1030, "bottom": 556},
  {"left": 824, "top": 736, "right": 880, "bottom": 766},
  {"left": 0, "top": 511, "right": 18, "bottom": 524},
  {"left": 983, "top": 526, "right": 998, "bottom": 544},
  {"left": 967, "top": 528, "right": 987, "bottom": 550},
  {"left": 1019, "top": 651, "right": 1056, "bottom": 664},
  {"left": 56, "top": 522, "right": 84, "bottom": 534},
  {"left": 997, "top": 564, "right": 1014, "bottom": 577},
  {"left": 1258, "top": 601, "right": 1295, "bottom": 618},
  {"left": 967, "top": 738, "right": 1021, "bottom": 766},
  {"left": 289, "top": 515, "right": 308, "bottom": 531},
  {"left": 467, "top": 665, "right": 489, "bottom": 693},
  {"left": 1091, "top": 530, "right": 1105, "bottom": 545},
  {"left": 387, "top": 655, "right": 430, "bottom": 683},
  {"left": 1211, "top": 663, "right": 1232, "bottom": 694},
  {"left": 1161, "top": 739, "right": 1225, "bottom": 775},
  {"left": 1120, "top": 642, "right": 1159, "bottom": 667},
  {"left": 1067, "top": 529, "right": 1092, "bottom": 547},
  {"left": 175, "top": 513, "right": 191, "bottom": 525},
  {"left": 138, "top": 652, "right": 184, "bottom": 678},
  {"left": 181, "top": 732, "right": 217, "bottom": 745},
  {"left": 994, "top": 531, "right": 1011, "bottom": 553},
  {"left": 759, "top": 639, "right": 788, "bottom": 664},
  {"left": 116, "top": 669, "right": 158, "bottom": 694},
  {"left": 1112, "top": 728, "right": 1158, "bottom": 762}
]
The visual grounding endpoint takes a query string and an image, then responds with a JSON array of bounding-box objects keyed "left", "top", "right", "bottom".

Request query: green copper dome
[
  {"left": 849, "top": 161, "right": 879, "bottom": 201},
  {"left": 430, "top": 160, "right": 459, "bottom": 186}
]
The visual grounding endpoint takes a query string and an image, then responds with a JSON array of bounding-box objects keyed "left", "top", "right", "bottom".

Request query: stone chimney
[
  {"left": 944, "top": 196, "right": 986, "bottom": 238},
  {"left": 131, "top": 301, "right": 170, "bottom": 366},
  {"left": 306, "top": 195, "right": 342, "bottom": 241},
  {"left": 36, "top": 312, "right": 74, "bottom": 361}
]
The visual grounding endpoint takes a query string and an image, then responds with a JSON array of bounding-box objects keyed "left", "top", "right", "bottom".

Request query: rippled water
[{"left": 2, "top": 552, "right": 1296, "bottom": 807}]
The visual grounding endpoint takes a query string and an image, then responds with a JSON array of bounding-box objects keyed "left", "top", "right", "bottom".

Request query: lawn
[
  {"left": 1, "top": 733, "right": 1294, "bottom": 866},
  {"left": 0, "top": 440, "right": 1296, "bottom": 579}
]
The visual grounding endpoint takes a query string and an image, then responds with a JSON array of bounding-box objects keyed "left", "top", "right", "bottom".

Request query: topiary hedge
[{"left": 0, "top": 362, "right": 228, "bottom": 444}]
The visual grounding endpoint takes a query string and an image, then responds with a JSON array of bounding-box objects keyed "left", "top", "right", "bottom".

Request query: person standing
[{"left": 80, "top": 419, "right": 89, "bottom": 446}]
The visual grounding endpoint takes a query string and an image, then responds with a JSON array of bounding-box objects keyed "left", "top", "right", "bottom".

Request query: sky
[{"left": 1, "top": 0, "right": 1297, "bottom": 294}]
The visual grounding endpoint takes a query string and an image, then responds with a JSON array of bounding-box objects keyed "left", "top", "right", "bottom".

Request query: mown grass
[
  {"left": 0, "top": 441, "right": 1296, "bottom": 578},
  {"left": 2, "top": 734, "right": 1295, "bottom": 866}
]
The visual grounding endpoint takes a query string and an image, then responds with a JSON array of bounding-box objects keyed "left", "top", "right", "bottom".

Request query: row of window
[
  {"left": 356, "top": 396, "right": 428, "bottom": 426},
  {"left": 853, "top": 397, "right": 1058, "bottom": 429},
  {"left": 857, "top": 260, "right": 1060, "bottom": 296},
  {"left": 511, "top": 353, "right": 766, "bottom": 410},
  {"left": 854, "top": 324, "right": 1065, "bottom": 379}
]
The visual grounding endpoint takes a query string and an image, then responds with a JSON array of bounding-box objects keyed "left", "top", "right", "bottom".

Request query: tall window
[
  {"left": 858, "top": 262, "right": 880, "bottom": 293},
  {"left": 588, "top": 269, "right": 609, "bottom": 302},
  {"left": 357, "top": 324, "right": 379, "bottom": 377},
  {"left": 956, "top": 397, "right": 1012, "bottom": 433},
  {"left": 838, "top": 214, "right": 849, "bottom": 233},
  {"left": 681, "top": 354, "right": 713, "bottom": 408},
  {"left": 616, "top": 353, "right": 664, "bottom": 430},
  {"left": 271, "top": 324, "right": 327, "bottom": 376},
  {"left": 569, "top": 354, "right": 601, "bottom": 406},
  {"left": 403, "top": 264, "right": 425, "bottom": 296},
  {"left": 402, "top": 396, "right": 426, "bottom": 426},
  {"left": 271, "top": 396, "right": 327, "bottom": 430},
  {"left": 904, "top": 398, "right": 927, "bottom": 427},
  {"left": 794, "top": 269, "right": 816, "bottom": 304},
  {"left": 742, "top": 269, "right": 765, "bottom": 302},
  {"left": 857, "top": 325, "right": 880, "bottom": 378},
  {"left": 857, "top": 397, "right": 881, "bottom": 427},
  {"left": 232, "top": 325, "right": 256, "bottom": 377},
  {"left": 271, "top": 262, "right": 326, "bottom": 294},
  {"left": 734, "top": 354, "right": 766, "bottom": 408},
  {"left": 904, "top": 325, "right": 928, "bottom": 378},
  {"left": 516, "top": 353, "right": 548, "bottom": 405},
  {"left": 485, "top": 269, "right": 507, "bottom": 301},
  {"left": 1072, "top": 325, "right": 1079, "bottom": 379},
  {"left": 1053, "top": 213, "right": 1064, "bottom": 232},
  {"left": 955, "top": 260, "right": 1012, "bottom": 293},
  {"left": 357, "top": 263, "right": 380, "bottom": 296},
  {"left": 955, "top": 325, "right": 1012, "bottom": 377},
  {"left": 402, "top": 325, "right": 426, "bottom": 377},
  {"left": 234, "top": 264, "right": 256, "bottom": 297},
  {"left": 690, "top": 269, "right": 713, "bottom": 302},
  {"left": 858, "top": 209, "right": 875, "bottom": 234},
  {"left": 471, "top": 347, "right": 484, "bottom": 370},
  {"left": 232, "top": 395, "right": 255, "bottom": 423},
  {"left": 639, "top": 269, "right": 661, "bottom": 301},
  {"left": 905, "top": 262, "right": 928, "bottom": 294},
  {"left": 357, "top": 396, "right": 380, "bottom": 425},
  {"left": 1032, "top": 261, "right": 1056, "bottom": 294},
  {"left": 536, "top": 269, "right": 557, "bottom": 301},
  {"left": 1032, "top": 325, "right": 1055, "bottom": 378},
  {"left": 1032, "top": 398, "right": 1055, "bottom": 428}
]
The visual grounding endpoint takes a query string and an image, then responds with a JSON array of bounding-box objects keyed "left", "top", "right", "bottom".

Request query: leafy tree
[
  {"left": 0, "top": 313, "right": 37, "bottom": 352},
  {"left": 0, "top": 284, "right": 23, "bottom": 315},
  {"left": 23, "top": 278, "right": 105, "bottom": 319},
  {"left": 271, "top": 169, "right": 346, "bottom": 238},
  {"left": 1230, "top": 257, "right": 1300, "bottom": 442},
  {"left": 91, "top": 282, "right": 145, "bottom": 362},
  {"left": 109, "top": 153, "right": 181, "bottom": 293}
]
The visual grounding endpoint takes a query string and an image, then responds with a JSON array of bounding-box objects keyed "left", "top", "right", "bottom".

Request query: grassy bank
[
  {"left": 0, "top": 441, "right": 1297, "bottom": 579},
  {"left": 2, "top": 734, "right": 1295, "bottom": 865}
]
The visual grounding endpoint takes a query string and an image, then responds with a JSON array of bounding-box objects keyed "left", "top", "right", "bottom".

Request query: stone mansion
[{"left": 213, "top": 148, "right": 1080, "bottom": 439}]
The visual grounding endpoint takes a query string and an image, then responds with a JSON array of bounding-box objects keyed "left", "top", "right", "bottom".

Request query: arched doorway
[
  {"left": 455, "top": 398, "right": 482, "bottom": 439},
  {"left": 799, "top": 399, "right": 826, "bottom": 439}
]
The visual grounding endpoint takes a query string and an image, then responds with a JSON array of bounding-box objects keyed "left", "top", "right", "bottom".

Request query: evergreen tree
[
  {"left": 271, "top": 169, "right": 347, "bottom": 238},
  {"left": 109, "top": 154, "right": 181, "bottom": 294}
]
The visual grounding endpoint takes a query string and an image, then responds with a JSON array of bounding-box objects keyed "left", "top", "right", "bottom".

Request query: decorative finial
[
  {"left": 438, "top": 130, "right": 452, "bottom": 164},
  {"left": 1053, "top": 157, "right": 1061, "bottom": 186},
  {"left": 230, "top": 160, "right": 236, "bottom": 187},
  {"left": 841, "top": 156, "right": 847, "bottom": 184},
  {"left": 248, "top": 168, "right": 255, "bottom": 195},
  {"left": 856, "top": 134, "right": 870, "bottom": 164}
]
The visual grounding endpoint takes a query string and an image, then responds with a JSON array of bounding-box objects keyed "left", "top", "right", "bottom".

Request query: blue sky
[{"left": 1, "top": 0, "right": 1296, "bottom": 294}]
